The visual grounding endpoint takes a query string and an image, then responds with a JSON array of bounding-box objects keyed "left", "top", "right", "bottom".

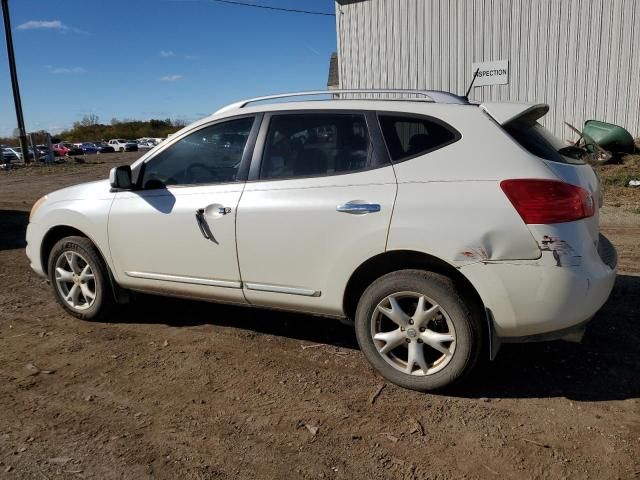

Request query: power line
[{"left": 210, "top": 0, "right": 335, "bottom": 16}]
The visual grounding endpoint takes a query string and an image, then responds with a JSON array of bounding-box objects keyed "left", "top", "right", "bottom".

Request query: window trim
[
  {"left": 247, "top": 109, "right": 392, "bottom": 182},
  {"left": 135, "top": 113, "right": 263, "bottom": 190},
  {"left": 376, "top": 111, "right": 461, "bottom": 164}
]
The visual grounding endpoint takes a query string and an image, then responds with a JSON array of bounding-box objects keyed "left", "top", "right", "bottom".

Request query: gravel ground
[{"left": 0, "top": 153, "right": 638, "bottom": 479}]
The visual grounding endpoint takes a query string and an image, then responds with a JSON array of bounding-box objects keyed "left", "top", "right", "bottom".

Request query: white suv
[{"left": 26, "top": 90, "right": 617, "bottom": 391}]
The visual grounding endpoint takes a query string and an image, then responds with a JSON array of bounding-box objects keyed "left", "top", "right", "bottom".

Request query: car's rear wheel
[
  {"left": 355, "top": 269, "right": 482, "bottom": 391},
  {"left": 47, "top": 236, "right": 114, "bottom": 321}
]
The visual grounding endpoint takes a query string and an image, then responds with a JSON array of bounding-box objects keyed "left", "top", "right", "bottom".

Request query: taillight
[{"left": 500, "top": 179, "right": 595, "bottom": 224}]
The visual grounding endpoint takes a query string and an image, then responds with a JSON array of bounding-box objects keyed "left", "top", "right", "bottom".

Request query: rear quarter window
[
  {"left": 504, "top": 122, "right": 585, "bottom": 165},
  {"left": 378, "top": 114, "right": 460, "bottom": 162}
]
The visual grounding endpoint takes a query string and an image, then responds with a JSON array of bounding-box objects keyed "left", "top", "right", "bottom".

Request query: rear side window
[
  {"left": 379, "top": 114, "right": 458, "bottom": 162},
  {"left": 260, "top": 113, "right": 372, "bottom": 180},
  {"left": 505, "top": 122, "right": 584, "bottom": 165}
]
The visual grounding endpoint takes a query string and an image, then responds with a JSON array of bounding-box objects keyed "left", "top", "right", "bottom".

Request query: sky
[{"left": 0, "top": 0, "right": 337, "bottom": 137}]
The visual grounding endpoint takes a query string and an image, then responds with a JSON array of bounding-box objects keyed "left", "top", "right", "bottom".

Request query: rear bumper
[{"left": 461, "top": 233, "right": 617, "bottom": 339}]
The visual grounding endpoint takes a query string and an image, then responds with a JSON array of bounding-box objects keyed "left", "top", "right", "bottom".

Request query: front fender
[{"left": 30, "top": 198, "right": 115, "bottom": 277}]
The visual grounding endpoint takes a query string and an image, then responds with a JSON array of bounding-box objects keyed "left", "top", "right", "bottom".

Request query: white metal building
[{"left": 333, "top": 0, "right": 640, "bottom": 137}]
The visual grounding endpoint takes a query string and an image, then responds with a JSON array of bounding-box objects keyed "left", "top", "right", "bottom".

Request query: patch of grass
[
  {"left": 595, "top": 154, "right": 640, "bottom": 210},
  {"left": 602, "top": 172, "right": 637, "bottom": 187}
]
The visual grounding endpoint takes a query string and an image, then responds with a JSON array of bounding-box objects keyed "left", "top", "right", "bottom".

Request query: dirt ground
[{"left": 0, "top": 153, "right": 638, "bottom": 479}]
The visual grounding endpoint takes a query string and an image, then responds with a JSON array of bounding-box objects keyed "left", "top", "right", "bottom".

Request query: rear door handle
[{"left": 336, "top": 202, "right": 381, "bottom": 214}]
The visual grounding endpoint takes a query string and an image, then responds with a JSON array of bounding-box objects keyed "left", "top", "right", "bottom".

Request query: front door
[{"left": 108, "top": 115, "right": 258, "bottom": 303}]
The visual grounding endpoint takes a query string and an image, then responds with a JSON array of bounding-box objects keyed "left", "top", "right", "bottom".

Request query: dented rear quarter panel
[
  {"left": 460, "top": 221, "right": 616, "bottom": 337},
  {"left": 386, "top": 105, "right": 557, "bottom": 266},
  {"left": 387, "top": 180, "right": 541, "bottom": 264},
  {"left": 386, "top": 106, "right": 616, "bottom": 338}
]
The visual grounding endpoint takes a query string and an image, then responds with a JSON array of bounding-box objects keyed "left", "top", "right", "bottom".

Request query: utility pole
[{"left": 1, "top": 0, "right": 30, "bottom": 163}]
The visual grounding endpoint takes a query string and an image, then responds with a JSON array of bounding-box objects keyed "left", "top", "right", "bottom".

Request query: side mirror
[{"left": 109, "top": 165, "right": 133, "bottom": 190}]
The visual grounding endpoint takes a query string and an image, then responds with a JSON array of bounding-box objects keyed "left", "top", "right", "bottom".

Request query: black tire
[
  {"left": 355, "top": 269, "right": 483, "bottom": 392},
  {"left": 47, "top": 236, "right": 115, "bottom": 321}
]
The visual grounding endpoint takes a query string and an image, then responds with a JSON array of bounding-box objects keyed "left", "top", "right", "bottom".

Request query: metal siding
[{"left": 336, "top": 0, "right": 640, "bottom": 137}]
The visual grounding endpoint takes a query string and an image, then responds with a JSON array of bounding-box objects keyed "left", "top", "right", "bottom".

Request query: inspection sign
[{"left": 472, "top": 59, "right": 509, "bottom": 86}]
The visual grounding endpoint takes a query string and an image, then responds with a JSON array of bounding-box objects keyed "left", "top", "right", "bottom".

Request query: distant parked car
[
  {"left": 78, "top": 143, "right": 98, "bottom": 154},
  {"left": 1, "top": 147, "right": 21, "bottom": 163},
  {"left": 29, "top": 145, "right": 49, "bottom": 161},
  {"left": 124, "top": 140, "right": 139, "bottom": 152},
  {"left": 108, "top": 139, "right": 138, "bottom": 152},
  {"left": 93, "top": 142, "right": 115, "bottom": 153},
  {"left": 136, "top": 137, "right": 163, "bottom": 149},
  {"left": 62, "top": 143, "right": 84, "bottom": 155},
  {"left": 52, "top": 143, "right": 70, "bottom": 156},
  {"left": 13, "top": 147, "right": 33, "bottom": 160}
]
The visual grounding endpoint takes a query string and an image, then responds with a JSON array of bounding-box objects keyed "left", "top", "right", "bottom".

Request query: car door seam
[{"left": 384, "top": 163, "right": 400, "bottom": 252}]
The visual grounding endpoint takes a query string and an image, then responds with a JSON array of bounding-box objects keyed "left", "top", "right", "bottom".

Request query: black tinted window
[
  {"left": 260, "top": 113, "right": 372, "bottom": 180},
  {"left": 141, "top": 117, "right": 254, "bottom": 188},
  {"left": 379, "top": 115, "right": 457, "bottom": 161},
  {"left": 505, "top": 122, "right": 583, "bottom": 164}
]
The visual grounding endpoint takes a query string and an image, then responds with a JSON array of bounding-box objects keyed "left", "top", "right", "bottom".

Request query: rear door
[{"left": 235, "top": 110, "right": 397, "bottom": 316}]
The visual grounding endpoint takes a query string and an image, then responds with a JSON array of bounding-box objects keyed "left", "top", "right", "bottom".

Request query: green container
[{"left": 583, "top": 120, "right": 635, "bottom": 153}]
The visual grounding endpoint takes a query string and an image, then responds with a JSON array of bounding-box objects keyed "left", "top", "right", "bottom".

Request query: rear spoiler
[{"left": 480, "top": 102, "right": 549, "bottom": 127}]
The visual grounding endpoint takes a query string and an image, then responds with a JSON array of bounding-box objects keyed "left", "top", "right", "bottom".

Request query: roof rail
[{"left": 214, "top": 89, "right": 468, "bottom": 114}]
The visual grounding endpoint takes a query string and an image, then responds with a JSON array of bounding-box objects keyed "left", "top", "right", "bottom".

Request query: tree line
[{"left": 0, "top": 115, "right": 187, "bottom": 145}]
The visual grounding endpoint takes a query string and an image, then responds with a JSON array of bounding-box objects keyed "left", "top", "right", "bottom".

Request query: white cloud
[
  {"left": 160, "top": 50, "right": 175, "bottom": 57},
  {"left": 49, "top": 66, "right": 86, "bottom": 74},
  {"left": 16, "top": 19, "right": 88, "bottom": 34},
  {"left": 17, "top": 20, "right": 66, "bottom": 30},
  {"left": 160, "top": 75, "right": 183, "bottom": 82}
]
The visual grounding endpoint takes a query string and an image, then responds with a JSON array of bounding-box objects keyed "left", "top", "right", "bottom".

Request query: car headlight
[{"left": 29, "top": 195, "right": 48, "bottom": 222}]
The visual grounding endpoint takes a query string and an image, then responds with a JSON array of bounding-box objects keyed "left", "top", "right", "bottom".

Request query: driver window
[{"left": 141, "top": 116, "right": 254, "bottom": 189}]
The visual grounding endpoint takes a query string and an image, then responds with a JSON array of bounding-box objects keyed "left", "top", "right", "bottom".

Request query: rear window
[
  {"left": 378, "top": 114, "right": 459, "bottom": 162},
  {"left": 505, "top": 122, "right": 585, "bottom": 165}
]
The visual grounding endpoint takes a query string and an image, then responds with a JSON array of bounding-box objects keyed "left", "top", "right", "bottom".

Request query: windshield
[{"left": 505, "top": 122, "right": 585, "bottom": 165}]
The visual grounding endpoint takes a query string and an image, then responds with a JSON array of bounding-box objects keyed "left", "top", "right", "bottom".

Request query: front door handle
[
  {"left": 195, "top": 208, "right": 211, "bottom": 239},
  {"left": 336, "top": 202, "right": 381, "bottom": 215}
]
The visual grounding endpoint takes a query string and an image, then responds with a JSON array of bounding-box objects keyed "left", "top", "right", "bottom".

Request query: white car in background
[
  {"left": 25, "top": 90, "right": 617, "bottom": 391},
  {"left": 2, "top": 147, "right": 23, "bottom": 162},
  {"left": 137, "top": 137, "right": 163, "bottom": 149},
  {"left": 136, "top": 139, "right": 154, "bottom": 150},
  {"left": 108, "top": 139, "right": 137, "bottom": 152}
]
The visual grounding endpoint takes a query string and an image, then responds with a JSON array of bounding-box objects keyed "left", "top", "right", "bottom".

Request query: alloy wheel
[
  {"left": 54, "top": 251, "right": 97, "bottom": 311},
  {"left": 370, "top": 291, "right": 456, "bottom": 375}
]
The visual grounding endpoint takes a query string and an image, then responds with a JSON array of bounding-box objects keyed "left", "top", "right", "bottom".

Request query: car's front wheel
[
  {"left": 355, "top": 269, "right": 483, "bottom": 391},
  {"left": 47, "top": 236, "right": 114, "bottom": 321}
]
